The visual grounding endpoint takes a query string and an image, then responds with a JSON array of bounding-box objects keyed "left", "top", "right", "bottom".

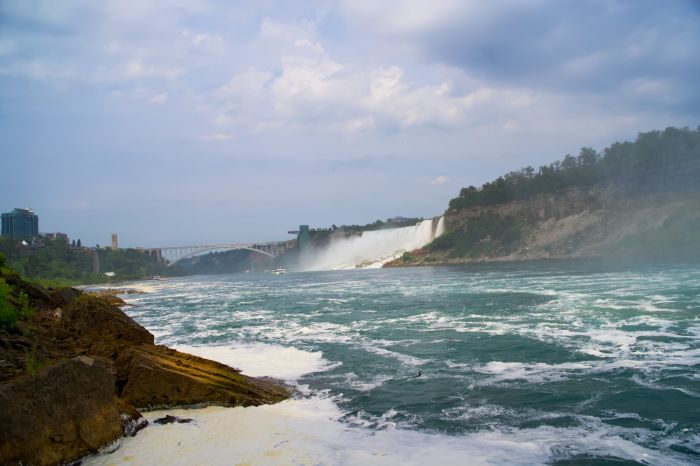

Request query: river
[{"left": 85, "top": 260, "right": 700, "bottom": 465}]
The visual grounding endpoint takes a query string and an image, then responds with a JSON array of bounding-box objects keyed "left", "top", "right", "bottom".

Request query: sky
[{"left": 1, "top": 0, "right": 699, "bottom": 247}]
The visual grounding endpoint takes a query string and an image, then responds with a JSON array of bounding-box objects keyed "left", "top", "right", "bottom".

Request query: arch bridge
[{"left": 141, "top": 241, "right": 293, "bottom": 266}]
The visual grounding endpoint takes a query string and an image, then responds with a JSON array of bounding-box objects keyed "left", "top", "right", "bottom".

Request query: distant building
[
  {"left": 297, "top": 225, "right": 310, "bottom": 253},
  {"left": 1, "top": 208, "right": 39, "bottom": 238},
  {"left": 44, "top": 232, "right": 69, "bottom": 244},
  {"left": 111, "top": 233, "right": 118, "bottom": 251}
]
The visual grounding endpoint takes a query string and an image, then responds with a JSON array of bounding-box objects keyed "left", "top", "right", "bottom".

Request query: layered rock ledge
[{"left": 0, "top": 274, "right": 289, "bottom": 466}]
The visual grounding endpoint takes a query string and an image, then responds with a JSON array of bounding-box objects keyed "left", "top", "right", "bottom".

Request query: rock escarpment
[
  {"left": 0, "top": 273, "right": 289, "bottom": 465},
  {"left": 386, "top": 182, "right": 700, "bottom": 266}
]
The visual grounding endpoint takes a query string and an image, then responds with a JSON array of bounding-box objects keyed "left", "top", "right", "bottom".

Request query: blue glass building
[{"left": 1, "top": 208, "right": 39, "bottom": 238}]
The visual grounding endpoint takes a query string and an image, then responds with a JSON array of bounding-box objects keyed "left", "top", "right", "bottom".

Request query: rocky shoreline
[{"left": 0, "top": 271, "right": 290, "bottom": 465}]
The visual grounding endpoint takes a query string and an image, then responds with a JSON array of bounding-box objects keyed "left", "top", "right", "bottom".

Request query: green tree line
[
  {"left": 0, "top": 238, "right": 176, "bottom": 285},
  {"left": 448, "top": 126, "right": 700, "bottom": 211}
]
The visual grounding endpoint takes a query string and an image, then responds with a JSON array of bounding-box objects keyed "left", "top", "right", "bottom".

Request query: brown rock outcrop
[
  {"left": 118, "top": 345, "right": 288, "bottom": 408},
  {"left": 0, "top": 356, "right": 139, "bottom": 466},
  {"left": 0, "top": 275, "right": 290, "bottom": 465}
]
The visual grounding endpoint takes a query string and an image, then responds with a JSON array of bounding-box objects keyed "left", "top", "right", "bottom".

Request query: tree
[
  {"left": 577, "top": 147, "right": 598, "bottom": 167},
  {"left": 447, "top": 126, "right": 700, "bottom": 212}
]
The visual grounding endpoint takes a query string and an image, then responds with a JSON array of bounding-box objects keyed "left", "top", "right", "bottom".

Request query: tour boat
[{"left": 272, "top": 268, "right": 286, "bottom": 275}]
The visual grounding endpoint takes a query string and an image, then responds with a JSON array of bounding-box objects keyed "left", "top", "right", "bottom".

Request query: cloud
[
  {"left": 216, "top": 67, "right": 273, "bottom": 98},
  {"left": 202, "top": 133, "right": 233, "bottom": 141},
  {"left": 206, "top": 24, "right": 541, "bottom": 137},
  {"left": 430, "top": 175, "right": 448, "bottom": 185},
  {"left": 0, "top": 60, "right": 77, "bottom": 81},
  {"left": 179, "top": 30, "right": 224, "bottom": 52},
  {"left": 124, "top": 61, "right": 184, "bottom": 80},
  {"left": 344, "top": 116, "right": 375, "bottom": 133},
  {"left": 342, "top": 1, "right": 700, "bottom": 100},
  {"left": 149, "top": 93, "right": 168, "bottom": 104},
  {"left": 340, "top": 0, "right": 466, "bottom": 35}
]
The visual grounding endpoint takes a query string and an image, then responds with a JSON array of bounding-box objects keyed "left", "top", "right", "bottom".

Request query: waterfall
[
  {"left": 301, "top": 217, "right": 445, "bottom": 271},
  {"left": 435, "top": 216, "right": 445, "bottom": 238}
]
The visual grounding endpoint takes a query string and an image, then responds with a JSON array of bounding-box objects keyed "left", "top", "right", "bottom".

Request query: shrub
[
  {"left": 0, "top": 278, "right": 18, "bottom": 331},
  {"left": 401, "top": 252, "right": 416, "bottom": 263}
]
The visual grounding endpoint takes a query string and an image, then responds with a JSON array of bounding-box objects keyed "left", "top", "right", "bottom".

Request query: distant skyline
[{"left": 1, "top": 1, "right": 699, "bottom": 247}]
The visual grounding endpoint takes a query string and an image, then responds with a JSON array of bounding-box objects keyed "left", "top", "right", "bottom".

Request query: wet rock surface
[
  {"left": 0, "top": 275, "right": 290, "bottom": 465},
  {"left": 0, "top": 357, "right": 131, "bottom": 466},
  {"left": 153, "top": 414, "right": 193, "bottom": 425}
]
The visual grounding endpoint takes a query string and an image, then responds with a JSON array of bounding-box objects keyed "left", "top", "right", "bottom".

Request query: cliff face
[
  {"left": 0, "top": 273, "right": 289, "bottom": 465},
  {"left": 387, "top": 182, "right": 700, "bottom": 266}
]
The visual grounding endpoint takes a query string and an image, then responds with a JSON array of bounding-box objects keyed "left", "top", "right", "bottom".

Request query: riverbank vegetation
[
  {"left": 0, "top": 238, "right": 177, "bottom": 285},
  {"left": 333, "top": 217, "right": 423, "bottom": 232}
]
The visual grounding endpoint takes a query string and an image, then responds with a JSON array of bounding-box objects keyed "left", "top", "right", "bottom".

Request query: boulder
[
  {"left": 61, "top": 295, "right": 155, "bottom": 355},
  {"left": 0, "top": 356, "right": 141, "bottom": 466},
  {"left": 49, "top": 287, "right": 82, "bottom": 307},
  {"left": 118, "top": 345, "right": 289, "bottom": 408}
]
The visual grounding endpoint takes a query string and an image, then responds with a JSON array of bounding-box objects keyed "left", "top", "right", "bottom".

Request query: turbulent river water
[{"left": 86, "top": 261, "right": 700, "bottom": 466}]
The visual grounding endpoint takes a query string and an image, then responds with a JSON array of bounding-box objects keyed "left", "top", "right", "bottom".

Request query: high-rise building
[
  {"left": 111, "top": 233, "right": 118, "bottom": 250},
  {"left": 1, "top": 208, "right": 39, "bottom": 238}
]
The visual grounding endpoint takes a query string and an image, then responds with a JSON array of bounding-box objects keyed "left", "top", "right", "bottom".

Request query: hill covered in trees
[
  {"left": 391, "top": 126, "right": 700, "bottom": 266},
  {"left": 0, "top": 238, "right": 177, "bottom": 285},
  {"left": 447, "top": 126, "right": 699, "bottom": 211}
]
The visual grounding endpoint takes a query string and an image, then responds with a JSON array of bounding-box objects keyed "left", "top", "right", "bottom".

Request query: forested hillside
[
  {"left": 448, "top": 127, "right": 700, "bottom": 210},
  {"left": 394, "top": 127, "right": 700, "bottom": 265},
  {"left": 0, "top": 238, "right": 175, "bottom": 285}
]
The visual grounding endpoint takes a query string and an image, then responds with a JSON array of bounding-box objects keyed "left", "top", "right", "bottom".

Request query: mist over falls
[{"left": 299, "top": 217, "right": 445, "bottom": 271}]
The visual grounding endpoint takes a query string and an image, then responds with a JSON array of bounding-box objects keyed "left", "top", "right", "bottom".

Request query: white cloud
[
  {"left": 180, "top": 30, "right": 224, "bottom": 52},
  {"left": 259, "top": 17, "right": 318, "bottom": 44},
  {"left": 108, "top": 87, "right": 171, "bottom": 105},
  {"left": 340, "top": 0, "right": 467, "bottom": 35},
  {"left": 0, "top": 60, "right": 77, "bottom": 81},
  {"left": 271, "top": 55, "right": 344, "bottom": 102},
  {"left": 213, "top": 113, "right": 234, "bottom": 127},
  {"left": 124, "top": 61, "right": 184, "bottom": 80},
  {"left": 149, "top": 93, "right": 168, "bottom": 104},
  {"left": 293, "top": 39, "right": 325, "bottom": 53},
  {"left": 207, "top": 35, "right": 540, "bottom": 136},
  {"left": 369, "top": 67, "right": 404, "bottom": 101},
  {"left": 202, "top": 133, "right": 233, "bottom": 141},
  {"left": 344, "top": 116, "right": 375, "bottom": 133},
  {"left": 430, "top": 175, "right": 449, "bottom": 185},
  {"left": 216, "top": 67, "right": 273, "bottom": 98}
]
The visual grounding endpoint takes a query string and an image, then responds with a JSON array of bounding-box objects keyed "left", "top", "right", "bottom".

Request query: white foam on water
[
  {"left": 359, "top": 343, "right": 430, "bottom": 367},
  {"left": 342, "top": 372, "right": 396, "bottom": 392},
  {"left": 175, "top": 343, "right": 337, "bottom": 381},
  {"left": 83, "top": 397, "right": 693, "bottom": 466},
  {"left": 241, "top": 320, "right": 356, "bottom": 345},
  {"left": 631, "top": 374, "right": 700, "bottom": 397},
  {"left": 474, "top": 361, "right": 593, "bottom": 384}
]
